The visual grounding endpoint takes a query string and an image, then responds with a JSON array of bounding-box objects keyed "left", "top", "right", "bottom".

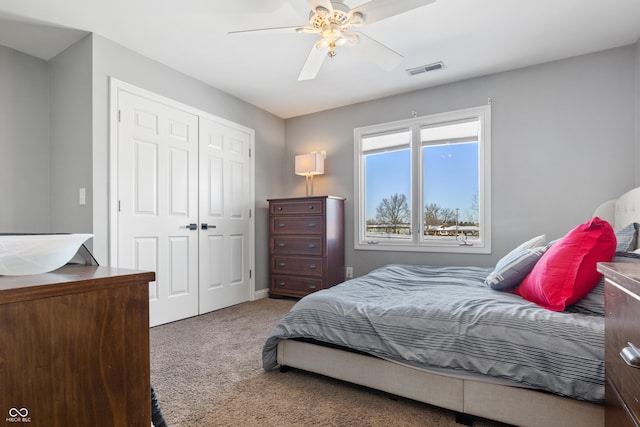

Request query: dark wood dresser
[
  {"left": 268, "top": 196, "right": 345, "bottom": 298},
  {"left": 598, "top": 262, "right": 640, "bottom": 427},
  {"left": 0, "top": 265, "right": 155, "bottom": 427}
]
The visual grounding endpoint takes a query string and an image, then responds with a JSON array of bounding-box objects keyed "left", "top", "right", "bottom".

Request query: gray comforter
[{"left": 262, "top": 264, "right": 604, "bottom": 403}]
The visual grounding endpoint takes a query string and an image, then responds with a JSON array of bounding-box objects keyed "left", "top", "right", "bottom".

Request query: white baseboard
[{"left": 254, "top": 288, "right": 269, "bottom": 300}]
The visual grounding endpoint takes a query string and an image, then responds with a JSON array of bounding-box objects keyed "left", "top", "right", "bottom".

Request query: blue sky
[{"left": 365, "top": 142, "right": 478, "bottom": 221}]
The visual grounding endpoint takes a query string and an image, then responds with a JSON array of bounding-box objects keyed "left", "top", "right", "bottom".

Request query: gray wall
[
  {"left": 284, "top": 44, "right": 639, "bottom": 277},
  {"left": 0, "top": 45, "right": 50, "bottom": 232},
  {"left": 49, "top": 36, "right": 93, "bottom": 235},
  {"left": 90, "top": 34, "right": 285, "bottom": 291}
]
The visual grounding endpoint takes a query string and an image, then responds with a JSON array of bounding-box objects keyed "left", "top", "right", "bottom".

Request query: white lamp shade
[{"left": 295, "top": 153, "right": 324, "bottom": 176}]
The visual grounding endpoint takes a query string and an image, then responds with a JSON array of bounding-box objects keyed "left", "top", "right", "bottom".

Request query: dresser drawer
[
  {"left": 271, "top": 275, "right": 323, "bottom": 296},
  {"left": 272, "top": 256, "right": 323, "bottom": 277},
  {"left": 271, "top": 237, "right": 323, "bottom": 256},
  {"left": 270, "top": 199, "right": 324, "bottom": 215},
  {"left": 271, "top": 216, "right": 324, "bottom": 235},
  {"left": 605, "top": 278, "right": 640, "bottom": 424}
]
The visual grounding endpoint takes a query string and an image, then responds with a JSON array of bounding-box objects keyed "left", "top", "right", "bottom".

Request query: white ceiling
[{"left": 1, "top": 0, "right": 639, "bottom": 119}]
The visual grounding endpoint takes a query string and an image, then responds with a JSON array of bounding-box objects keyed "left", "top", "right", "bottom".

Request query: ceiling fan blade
[
  {"left": 352, "top": 32, "right": 403, "bottom": 71},
  {"left": 228, "top": 26, "right": 302, "bottom": 36},
  {"left": 298, "top": 43, "right": 327, "bottom": 81},
  {"left": 355, "top": 0, "right": 436, "bottom": 25}
]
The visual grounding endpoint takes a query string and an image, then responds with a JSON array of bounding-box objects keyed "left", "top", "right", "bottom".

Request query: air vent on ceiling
[{"left": 406, "top": 61, "right": 444, "bottom": 76}]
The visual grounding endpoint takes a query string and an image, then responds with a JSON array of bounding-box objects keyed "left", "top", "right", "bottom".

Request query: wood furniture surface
[
  {"left": 598, "top": 262, "right": 640, "bottom": 427},
  {"left": 0, "top": 265, "right": 155, "bottom": 427},
  {"left": 268, "top": 196, "right": 345, "bottom": 298}
]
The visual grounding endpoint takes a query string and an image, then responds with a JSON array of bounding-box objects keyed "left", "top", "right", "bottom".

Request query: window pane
[
  {"left": 422, "top": 141, "right": 479, "bottom": 242},
  {"left": 364, "top": 148, "right": 411, "bottom": 241}
]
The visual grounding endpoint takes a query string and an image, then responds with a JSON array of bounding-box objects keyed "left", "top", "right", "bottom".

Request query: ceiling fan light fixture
[
  {"left": 321, "top": 23, "right": 342, "bottom": 43},
  {"left": 296, "top": 27, "right": 316, "bottom": 34},
  {"left": 334, "top": 37, "right": 348, "bottom": 47},
  {"left": 343, "top": 32, "right": 359, "bottom": 46}
]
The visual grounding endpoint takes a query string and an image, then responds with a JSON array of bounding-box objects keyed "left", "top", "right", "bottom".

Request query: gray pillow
[
  {"left": 485, "top": 246, "right": 547, "bottom": 290},
  {"left": 615, "top": 223, "right": 639, "bottom": 252}
]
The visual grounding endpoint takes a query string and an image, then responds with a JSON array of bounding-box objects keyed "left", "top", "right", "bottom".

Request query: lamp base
[{"left": 305, "top": 175, "right": 314, "bottom": 196}]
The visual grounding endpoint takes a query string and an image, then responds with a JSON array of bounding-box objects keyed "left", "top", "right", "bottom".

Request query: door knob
[
  {"left": 185, "top": 223, "right": 198, "bottom": 230},
  {"left": 201, "top": 223, "right": 216, "bottom": 230}
]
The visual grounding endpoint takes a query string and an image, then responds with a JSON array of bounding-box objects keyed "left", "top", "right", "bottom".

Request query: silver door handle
[
  {"left": 201, "top": 223, "right": 216, "bottom": 230},
  {"left": 185, "top": 223, "right": 197, "bottom": 230}
]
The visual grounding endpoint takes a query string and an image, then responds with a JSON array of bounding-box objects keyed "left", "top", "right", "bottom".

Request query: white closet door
[
  {"left": 198, "top": 117, "right": 252, "bottom": 313},
  {"left": 117, "top": 90, "right": 199, "bottom": 327}
]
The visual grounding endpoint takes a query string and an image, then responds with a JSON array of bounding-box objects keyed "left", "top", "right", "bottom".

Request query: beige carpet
[{"left": 149, "top": 298, "right": 507, "bottom": 427}]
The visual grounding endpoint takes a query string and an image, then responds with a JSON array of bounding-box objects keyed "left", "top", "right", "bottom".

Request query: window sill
[{"left": 355, "top": 241, "right": 491, "bottom": 254}]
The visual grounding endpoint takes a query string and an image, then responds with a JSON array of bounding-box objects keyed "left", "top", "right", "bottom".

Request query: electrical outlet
[{"left": 345, "top": 267, "right": 353, "bottom": 279}]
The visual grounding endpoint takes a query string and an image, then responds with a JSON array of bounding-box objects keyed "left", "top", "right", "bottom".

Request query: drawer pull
[
  {"left": 308, "top": 264, "right": 317, "bottom": 269},
  {"left": 620, "top": 342, "right": 640, "bottom": 368},
  {"left": 308, "top": 244, "right": 316, "bottom": 248},
  {"left": 278, "top": 223, "right": 285, "bottom": 227},
  {"left": 278, "top": 243, "right": 285, "bottom": 247},
  {"left": 277, "top": 281, "right": 285, "bottom": 287},
  {"left": 308, "top": 285, "right": 317, "bottom": 290},
  {"left": 278, "top": 262, "right": 286, "bottom": 267},
  {"left": 308, "top": 223, "right": 317, "bottom": 228},
  {"left": 308, "top": 205, "right": 315, "bottom": 209}
]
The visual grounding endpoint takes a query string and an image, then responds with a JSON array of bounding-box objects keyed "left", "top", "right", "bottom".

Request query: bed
[{"left": 262, "top": 186, "right": 640, "bottom": 427}]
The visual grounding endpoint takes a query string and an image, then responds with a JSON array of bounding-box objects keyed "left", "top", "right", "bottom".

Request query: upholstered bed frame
[{"left": 276, "top": 186, "right": 640, "bottom": 427}]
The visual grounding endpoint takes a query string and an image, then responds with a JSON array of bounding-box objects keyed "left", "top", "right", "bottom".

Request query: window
[{"left": 354, "top": 105, "right": 491, "bottom": 253}]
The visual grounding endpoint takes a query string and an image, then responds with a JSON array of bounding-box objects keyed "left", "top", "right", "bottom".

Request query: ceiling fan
[{"left": 229, "top": 0, "right": 436, "bottom": 81}]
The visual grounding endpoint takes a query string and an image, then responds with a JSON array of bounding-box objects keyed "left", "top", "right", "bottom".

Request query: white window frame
[{"left": 354, "top": 105, "right": 491, "bottom": 254}]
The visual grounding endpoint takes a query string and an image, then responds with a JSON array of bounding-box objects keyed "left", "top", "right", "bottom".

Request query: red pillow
[{"left": 515, "top": 217, "right": 616, "bottom": 311}]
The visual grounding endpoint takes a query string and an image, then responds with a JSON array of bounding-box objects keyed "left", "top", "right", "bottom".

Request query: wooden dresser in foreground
[
  {"left": 598, "top": 262, "right": 640, "bottom": 427},
  {"left": 268, "top": 196, "right": 345, "bottom": 298},
  {"left": 0, "top": 265, "right": 155, "bottom": 427}
]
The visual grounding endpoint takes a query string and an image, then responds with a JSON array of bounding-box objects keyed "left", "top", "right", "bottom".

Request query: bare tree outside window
[
  {"left": 424, "top": 203, "right": 456, "bottom": 234},
  {"left": 374, "top": 193, "right": 410, "bottom": 235},
  {"left": 467, "top": 193, "right": 479, "bottom": 224}
]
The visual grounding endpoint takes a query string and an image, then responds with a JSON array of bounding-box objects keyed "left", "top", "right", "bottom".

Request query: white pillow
[{"left": 503, "top": 234, "right": 546, "bottom": 259}]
